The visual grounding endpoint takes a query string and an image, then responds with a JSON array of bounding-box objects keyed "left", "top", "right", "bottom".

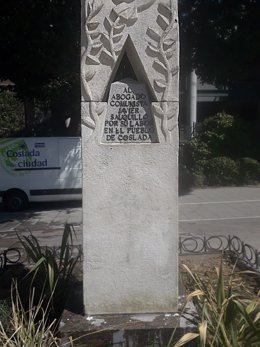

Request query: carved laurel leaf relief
[{"left": 81, "top": 0, "right": 178, "bottom": 144}]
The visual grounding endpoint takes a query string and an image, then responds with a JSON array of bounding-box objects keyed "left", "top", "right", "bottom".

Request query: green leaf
[
  {"left": 199, "top": 321, "right": 207, "bottom": 347},
  {"left": 234, "top": 299, "right": 258, "bottom": 333},
  {"left": 216, "top": 260, "right": 225, "bottom": 310}
]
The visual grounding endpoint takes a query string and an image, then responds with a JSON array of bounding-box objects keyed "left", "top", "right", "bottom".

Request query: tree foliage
[
  {"left": 0, "top": 0, "right": 80, "bottom": 95},
  {"left": 0, "top": 0, "right": 81, "bottom": 135},
  {"left": 179, "top": 0, "right": 260, "bottom": 86},
  {"left": 0, "top": 1, "right": 259, "bottom": 134},
  {"left": 0, "top": 91, "right": 25, "bottom": 137}
]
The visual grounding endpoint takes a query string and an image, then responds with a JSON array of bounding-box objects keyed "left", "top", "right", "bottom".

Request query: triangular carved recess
[
  {"left": 103, "top": 36, "right": 156, "bottom": 102},
  {"left": 113, "top": 53, "right": 138, "bottom": 82}
]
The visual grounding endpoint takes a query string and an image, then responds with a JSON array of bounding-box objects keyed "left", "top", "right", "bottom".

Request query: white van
[{"left": 0, "top": 137, "right": 82, "bottom": 211}]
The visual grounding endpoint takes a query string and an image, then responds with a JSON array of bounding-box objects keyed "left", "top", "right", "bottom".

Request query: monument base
[
  {"left": 60, "top": 310, "right": 195, "bottom": 347},
  {"left": 59, "top": 280, "right": 195, "bottom": 347}
]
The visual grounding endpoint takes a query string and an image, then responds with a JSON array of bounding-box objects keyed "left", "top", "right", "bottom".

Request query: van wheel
[{"left": 4, "top": 190, "right": 28, "bottom": 212}]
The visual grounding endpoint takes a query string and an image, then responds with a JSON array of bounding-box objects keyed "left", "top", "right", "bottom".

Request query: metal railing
[
  {"left": 0, "top": 244, "right": 83, "bottom": 271},
  {"left": 1, "top": 235, "right": 259, "bottom": 273},
  {"left": 179, "top": 235, "right": 260, "bottom": 272},
  {"left": 0, "top": 248, "right": 22, "bottom": 270}
]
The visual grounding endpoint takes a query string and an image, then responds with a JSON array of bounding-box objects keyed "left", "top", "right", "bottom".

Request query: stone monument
[{"left": 81, "top": 0, "right": 179, "bottom": 315}]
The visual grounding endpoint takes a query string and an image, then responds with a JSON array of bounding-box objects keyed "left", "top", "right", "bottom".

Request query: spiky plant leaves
[
  {"left": 16, "top": 224, "right": 81, "bottom": 330},
  {"left": 180, "top": 258, "right": 260, "bottom": 347},
  {"left": 186, "top": 289, "right": 204, "bottom": 303},
  {"left": 173, "top": 332, "right": 199, "bottom": 347},
  {"left": 216, "top": 261, "right": 225, "bottom": 312},
  {"left": 198, "top": 320, "right": 207, "bottom": 347},
  {"left": 0, "top": 283, "right": 60, "bottom": 346}
]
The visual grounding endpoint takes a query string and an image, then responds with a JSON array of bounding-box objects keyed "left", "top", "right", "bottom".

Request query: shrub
[
  {"left": 179, "top": 112, "right": 259, "bottom": 187},
  {"left": 197, "top": 112, "right": 234, "bottom": 157},
  {"left": 195, "top": 112, "right": 257, "bottom": 160},
  {"left": 239, "top": 157, "right": 260, "bottom": 185},
  {"left": 192, "top": 172, "right": 205, "bottom": 188},
  {"left": 180, "top": 139, "right": 211, "bottom": 175},
  {"left": 203, "top": 157, "right": 239, "bottom": 186}
]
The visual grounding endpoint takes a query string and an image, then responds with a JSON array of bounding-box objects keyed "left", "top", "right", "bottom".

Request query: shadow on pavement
[
  {"left": 0, "top": 200, "right": 82, "bottom": 227},
  {"left": 0, "top": 200, "right": 82, "bottom": 214}
]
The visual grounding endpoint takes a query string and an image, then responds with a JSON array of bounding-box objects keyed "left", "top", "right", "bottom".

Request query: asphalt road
[
  {"left": 0, "top": 186, "right": 259, "bottom": 251},
  {"left": 179, "top": 186, "right": 260, "bottom": 251}
]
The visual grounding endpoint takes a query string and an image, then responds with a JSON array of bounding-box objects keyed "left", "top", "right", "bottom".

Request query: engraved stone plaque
[{"left": 102, "top": 80, "right": 158, "bottom": 143}]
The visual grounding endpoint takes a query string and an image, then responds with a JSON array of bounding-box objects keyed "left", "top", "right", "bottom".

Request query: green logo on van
[{"left": 0, "top": 139, "right": 31, "bottom": 176}]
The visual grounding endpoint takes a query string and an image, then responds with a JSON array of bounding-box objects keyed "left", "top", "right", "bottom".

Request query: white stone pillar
[{"left": 81, "top": 0, "right": 179, "bottom": 315}]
